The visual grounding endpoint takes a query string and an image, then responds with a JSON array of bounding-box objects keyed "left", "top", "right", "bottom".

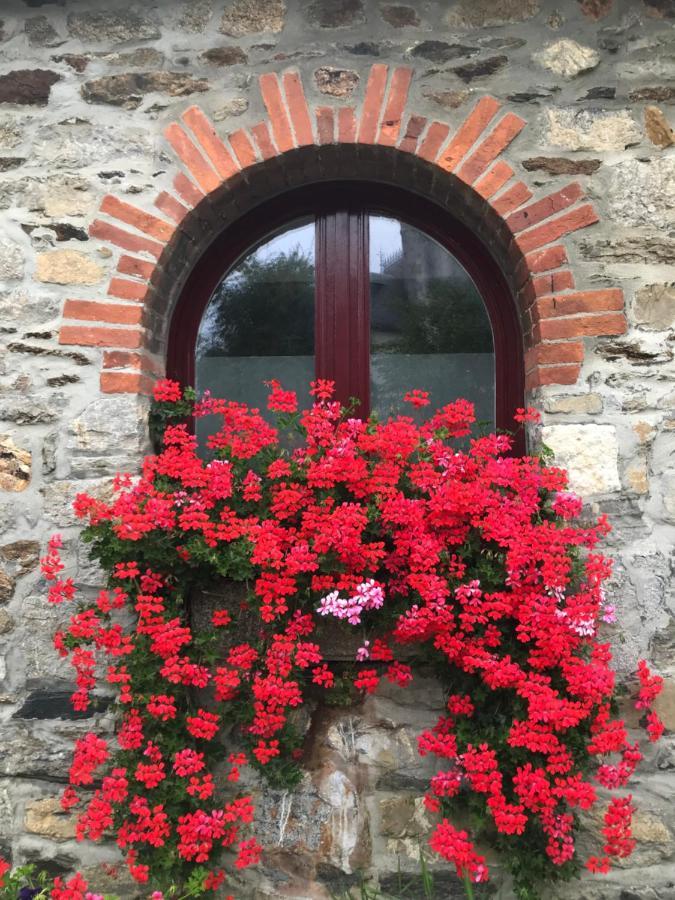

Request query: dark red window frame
[{"left": 167, "top": 182, "right": 524, "bottom": 450}]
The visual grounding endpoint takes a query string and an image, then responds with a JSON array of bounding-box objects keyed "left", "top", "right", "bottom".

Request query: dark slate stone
[
  {"left": 25, "top": 14, "right": 64, "bottom": 46},
  {"left": 316, "top": 865, "right": 361, "bottom": 893},
  {"left": 343, "top": 41, "right": 380, "bottom": 55},
  {"left": 81, "top": 72, "right": 209, "bottom": 109},
  {"left": 14, "top": 689, "right": 109, "bottom": 719},
  {"left": 522, "top": 156, "right": 601, "bottom": 175},
  {"left": 0, "top": 69, "right": 61, "bottom": 105},
  {"left": 380, "top": 4, "right": 420, "bottom": 27},
  {"left": 380, "top": 871, "right": 495, "bottom": 899},
  {"left": 453, "top": 55, "right": 508, "bottom": 82},
  {"left": 507, "top": 90, "right": 553, "bottom": 102},
  {"left": 579, "top": 86, "right": 616, "bottom": 100},
  {"left": 306, "top": 0, "right": 365, "bottom": 27},
  {"left": 410, "top": 40, "right": 478, "bottom": 62},
  {"left": 630, "top": 86, "right": 675, "bottom": 103},
  {"left": 0, "top": 158, "right": 25, "bottom": 171},
  {"left": 202, "top": 46, "right": 248, "bottom": 66}
]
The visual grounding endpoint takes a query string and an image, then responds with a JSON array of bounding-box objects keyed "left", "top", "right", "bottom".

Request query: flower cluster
[{"left": 38, "top": 379, "right": 663, "bottom": 899}]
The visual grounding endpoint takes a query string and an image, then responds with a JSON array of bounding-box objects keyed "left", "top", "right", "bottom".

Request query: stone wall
[{"left": 0, "top": 0, "right": 673, "bottom": 897}]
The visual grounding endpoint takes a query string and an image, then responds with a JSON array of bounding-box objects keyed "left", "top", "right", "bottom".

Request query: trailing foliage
[{"left": 25, "top": 379, "right": 664, "bottom": 899}]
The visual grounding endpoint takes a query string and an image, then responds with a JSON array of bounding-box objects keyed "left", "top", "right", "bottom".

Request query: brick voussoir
[
  {"left": 89, "top": 220, "right": 164, "bottom": 259},
  {"left": 505, "top": 183, "right": 585, "bottom": 235},
  {"left": 437, "top": 96, "right": 502, "bottom": 172},
  {"left": 378, "top": 66, "right": 414, "bottom": 147},
  {"left": 100, "top": 371, "right": 156, "bottom": 394},
  {"left": 59, "top": 324, "right": 144, "bottom": 349},
  {"left": 358, "top": 63, "right": 389, "bottom": 144},
  {"left": 63, "top": 299, "right": 144, "bottom": 326},
  {"left": 107, "top": 277, "right": 148, "bottom": 302},
  {"left": 516, "top": 204, "right": 600, "bottom": 254},
  {"left": 259, "top": 72, "right": 294, "bottom": 153},
  {"left": 164, "top": 122, "right": 221, "bottom": 193},
  {"left": 536, "top": 289, "right": 624, "bottom": 319},
  {"left": 100, "top": 195, "right": 175, "bottom": 243},
  {"left": 181, "top": 106, "right": 240, "bottom": 181},
  {"left": 282, "top": 71, "right": 315, "bottom": 147},
  {"left": 457, "top": 112, "right": 526, "bottom": 184}
]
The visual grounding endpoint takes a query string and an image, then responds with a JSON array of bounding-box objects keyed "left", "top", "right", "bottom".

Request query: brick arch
[{"left": 58, "top": 64, "right": 626, "bottom": 396}]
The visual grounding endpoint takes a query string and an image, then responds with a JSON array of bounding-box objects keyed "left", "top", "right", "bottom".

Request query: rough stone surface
[
  {"left": 25, "top": 798, "right": 77, "bottom": 841},
  {"left": 541, "top": 424, "right": 621, "bottom": 495},
  {"left": 0, "top": 238, "right": 25, "bottom": 280},
  {"left": 606, "top": 158, "right": 675, "bottom": 230},
  {"left": 81, "top": 72, "right": 210, "bottom": 108},
  {"left": 220, "top": 0, "right": 286, "bottom": 36},
  {"left": 35, "top": 250, "right": 104, "bottom": 285},
  {"left": 380, "top": 5, "right": 420, "bottom": 28},
  {"left": 534, "top": 39, "right": 600, "bottom": 78},
  {"left": 0, "top": 70, "right": 61, "bottom": 106},
  {"left": 306, "top": 0, "right": 365, "bottom": 28},
  {"left": 410, "top": 41, "right": 478, "bottom": 62},
  {"left": 314, "top": 66, "right": 360, "bottom": 97},
  {"left": 522, "top": 156, "right": 601, "bottom": 175},
  {"left": 634, "top": 284, "right": 675, "bottom": 331},
  {"left": 545, "top": 107, "right": 641, "bottom": 151},
  {"left": 66, "top": 11, "right": 160, "bottom": 44},
  {"left": 445, "top": 0, "right": 540, "bottom": 27},
  {"left": 645, "top": 105, "right": 675, "bottom": 148},
  {"left": 201, "top": 46, "right": 247, "bottom": 66},
  {"left": 453, "top": 55, "right": 508, "bottom": 82},
  {"left": 25, "top": 16, "right": 64, "bottom": 48},
  {"left": 425, "top": 90, "right": 470, "bottom": 109},
  {"left": 0, "top": 437, "right": 31, "bottom": 492}
]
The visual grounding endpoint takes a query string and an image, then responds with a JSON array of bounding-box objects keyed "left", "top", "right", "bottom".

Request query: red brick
[
  {"left": 437, "top": 96, "right": 501, "bottom": 171},
  {"left": 506, "top": 183, "right": 584, "bottom": 234},
  {"left": 398, "top": 115, "right": 427, "bottom": 153},
  {"left": 89, "top": 220, "right": 164, "bottom": 259},
  {"left": 59, "top": 325, "right": 143, "bottom": 349},
  {"left": 526, "top": 341, "right": 585, "bottom": 368},
  {"left": 108, "top": 277, "right": 147, "bottom": 302},
  {"left": 456, "top": 112, "right": 526, "bottom": 184},
  {"left": 532, "top": 270, "right": 575, "bottom": 298},
  {"left": 516, "top": 204, "right": 600, "bottom": 254},
  {"left": 117, "top": 255, "right": 155, "bottom": 280},
  {"left": 536, "top": 289, "right": 624, "bottom": 319},
  {"left": 101, "top": 371, "right": 155, "bottom": 394},
  {"left": 474, "top": 160, "right": 514, "bottom": 199},
  {"left": 103, "top": 350, "right": 164, "bottom": 375},
  {"left": 338, "top": 106, "right": 357, "bottom": 142},
  {"left": 316, "top": 106, "right": 334, "bottom": 145},
  {"left": 491, "top": 182, "right": 533, "bottom": 216},
  {"left": 182, "top": 106, "right": 239, "bottom": 181},
  {"left": 282, "top": 71, "right": 314, "bottom": 147},
  {"left": 416, "top": 121, "right": 450, "bottom": 161},
  {"left": 259, "top": 72, "right": 294, "bottom": 152},
  {"left": 525, "top": 245, "right": 568, "bottom": 274},
  {"left": 378, "top": 66, "right": 413, "bottom": 146},
  {"left": 173, "top": 173, "right": 205, "bottom": 208},
  {"left": 100, "top": 195, "right": 174, "bottom": 243},
  {"left": 164, "top": 123, "right": 221, "bottom": 193},
  {"left": 63, "top": 299, "right": 143, "bottom": 325},
  {"left": 358, "top": 63, "right": 389, "bottom": 144},
  {"left": 251, "top": 121, "right": 277, "bottom": 159},
  {"left": 154, "top": 191, "right": 189, "bottom": 225},
  {"left": 526, "top": 365, "right": 581, "bottom": 389},
  {"left": 538, "top": 312, "right": 627, "bottom": 340},
  {"left": 229, "top": 129, "right": 257, "bottom": 169}
]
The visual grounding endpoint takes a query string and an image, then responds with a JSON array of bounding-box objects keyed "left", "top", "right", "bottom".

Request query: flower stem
[{"left": 462, "top": 871, "right": 476, "bottom": 900}]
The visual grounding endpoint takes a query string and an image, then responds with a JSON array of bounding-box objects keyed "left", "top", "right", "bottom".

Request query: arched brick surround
[{"left": 58, "top": 64, "right": 627, "bottom": 397}]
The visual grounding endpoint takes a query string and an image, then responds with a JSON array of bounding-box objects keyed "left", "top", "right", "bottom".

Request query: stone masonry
[{"left": 0, "top": 0, "right": 673, "bottom": 897}]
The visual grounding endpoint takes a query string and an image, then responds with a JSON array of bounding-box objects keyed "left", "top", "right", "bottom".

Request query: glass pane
[
  {"left": 196, "top": 218, "right": 315, "bottom": 444},
  {"left": 369, "top": 215, "right": 495, "bottom": 428}
]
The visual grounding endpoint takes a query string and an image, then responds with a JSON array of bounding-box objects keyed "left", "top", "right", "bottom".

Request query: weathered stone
[
  {"left": 0, "top": 70, "right": 61, "bottom": 106},
  {"left": 220, "top": 0, "right": 286, "bottom": 36},
  {"left": 606, "top": 158, "right": 675, "bottom": 230},
  {"left": 7, "top": 342, "right": 90, "bottom": 366},
  {"left": 99, "top": 48, "right": 165, "bottom": 68},
  {"left": 40, "top": 175, "right": 94, "bottom": 217},
  {"left": 643, "top": 0, "right": 675, "bottom": 18},
  {"left": 66, "top": 10, "right": 160, "bottom": 43},
  {"left": 578, "top": 0, "right": 613, "bottom": 18},
  {"left": 445, "top": 0, "right": 540, "bottom": 27},
  {"left": 0, "top": 157, "right": 25, "bottom": 171},
  {"left": 0, "top": 397, "right": 61, "bottom": 425},
  {"left": 626, "top": 458, "right": 649, "bottom": 494},
  {"left": 534, "top": 39, "right": 600, "bottom": 78},
  {"left": 0, "top": 540, "right": 40, "bottom": 576},
  {"left": 51, "top": 54, "right": 90, "bottom": 73},
  {"left": 307, "top": 0, "right": 365, "bottom": 28},
  {"left": 25, "top": 15, "right": 64, "bottom": 47},
  {"left": 454, "top": 55, "right": 508, "bottom": 82},
  {"left": 0, "top": 570, "right": 14, "bottom": 604},
  {"left": 507, "top": 89, "right": 559, "bottom": 103},
  {"left": 81, "top": 72, "right": 210, "bottom": 109},
  {"left": 633, "top": 284, "right": 675, "bottom": 331},
  {"left": 0, "top": 437, "right": 30, "bottom": 492},
  {"left": 410, "top": 41, "right": 478, "bottom": 62},
  {"left": 42, "top": 479, "right": 114, "bottom": 527},
  {"left": 545, "top": 108, "right": 640, "bottom": 151},
  {"left": 543, "top": 393, "right": 603, "bottom": 415},
  {"left": 522, "top": 156, "right": 601, "bottom": 175},
  {"left": 179, "top": 0, "right": 213, "bottom": 32},
  {"left": 0, "top": 238, "right": 25, "bottom": 280},
  {"left": 0, "top": 609, "right": 13, "bottom": 635},
  {"left": 597, "top": 339, "right": 672, "bottom": 366},
  {"left": 314, "top": 66, "right": 360, "bottom": 97},
  {"left": 68, "top": 397, "right": 147, "bottom": 455},
  {"left": 630, "top": 86, "right": 675, "bottom": 103},
  {"left": 645, "top": 106, "right": 675, "bottom": 148},
  {"left": 35, "top": 249, "right": 103, "bottom": 285},
  {"left": 580, "top": 234, "right": 675, "bottom": 265},
  {"left": 425, "top": 90, "right": 470, "bottom": 110},
  {"left": 25, "top": 798, "right": 76, "bottom": 841},
  {"left": 0, "top": 118, "right": 22, "bottom": 150},
  {"left": 579, "top": 86, "right": 616, "bottom": 100},
  {"left": 344, "top": 41, "right": 381, "bottom": 55},
  {"left": 201, "top": 46, "right": 248, "bottom": 66},
  {"left": 541, "top": 424, "right": 621, "bottom": 495},
  {"left": 212, "top": 98, "right": 248, "bottom": 120},
  {"left": 379, "top": 794, "right": 431, "bottom": 839},
  {"left": 380, "top": 5, "right": 419, "bottom": 27},
  {"left": 14, "top": 689, "right": 106, "bottom": 720}
]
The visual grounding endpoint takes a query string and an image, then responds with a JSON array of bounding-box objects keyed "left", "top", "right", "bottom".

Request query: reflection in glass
[
  {"left": 196, "top": 219, "right": 315, "bottom": 444},
  {"left": 369, "top": 215, "right": 495, "bottom": 427}
]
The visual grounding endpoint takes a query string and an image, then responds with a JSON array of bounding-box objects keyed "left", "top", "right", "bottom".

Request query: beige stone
[
  {"left": 534, "top": 39, "right": 600, "bottom": 78},
  {"left": 645, "top": 106, "right": 675, "bottom": 148},
  {"left": 543, "top": 393, "right": 603, "bottom": 415},
  {"left": 634, "top": 421, "right": 657, "bottom": 444},
  {"left": 634, "top": 284, "right": 675, "bottom": 331},
  {"left": 0, "top": 436, "right": 30, "bottom": 491},
  {"left": 626, "top": 459, "right": 649, "bottom": 494},
  {"left": 25, "top": 797, "right": 77, "bottom": 841},
  {"left": 42, "top": 178, "right": 94, "bottom": 217},
  {"left": 35, "top": 250, "right": 104, "bottom": 285},
  {"left": 541, "top": 424, "right": 621, "bottom": 496},
  {"left": 220, "top": 0, "right": 285, "bottom": 36},
  {"left": 0, "top": 570, "right": 14, "bottom": 604},
  {"left": 445, "top": 0, "right": 539, "bottom": 27},
  {"left": 653, "top": 677, "right": 675, "bottom": 730},
  {"left": 0, "top": 609, "right": 13, "bottom": 634},
  {"left": 545, "top": 108, "right": 640, "bottom": 151}
]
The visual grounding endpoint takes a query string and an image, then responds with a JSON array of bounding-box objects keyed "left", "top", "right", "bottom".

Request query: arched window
[{"left": 168, "top": 182, "right": 523, "bottom": 441}]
